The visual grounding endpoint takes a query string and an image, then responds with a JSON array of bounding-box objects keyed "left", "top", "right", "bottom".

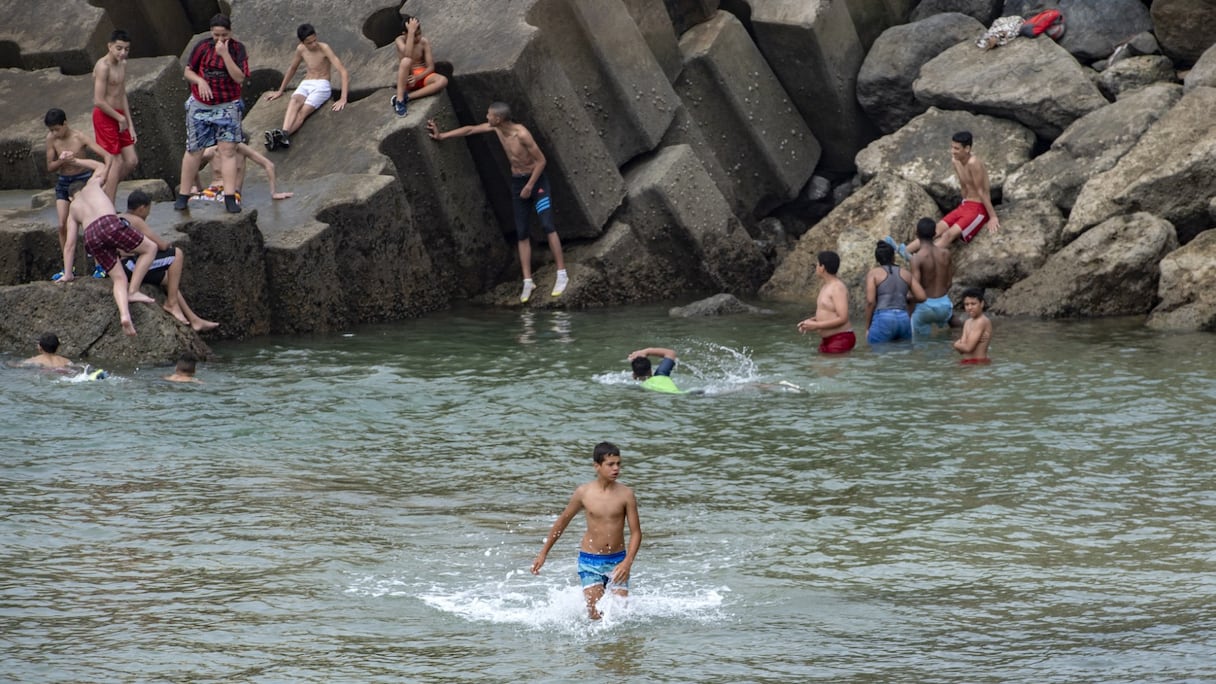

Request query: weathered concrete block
[
  {"left": 674, "top": 11, "right": 820, "bottom": 221},
  {"left": 656, "top": 105, "right": 737, "bottom": 219},
  {"left": 0, "top": 0, "right": 113, "bottom": 74},
  {"left": 662, "top": 0, "right": 721, "bottom": 35},
  {"left": 0, "top": 208, "right": 62, "bottom": 286},
  {"left": 622, "top": 0, "right": 684, "bottom": 81},
  {"left": 746, "top": 1, "right": 872, "bottom": 173}
]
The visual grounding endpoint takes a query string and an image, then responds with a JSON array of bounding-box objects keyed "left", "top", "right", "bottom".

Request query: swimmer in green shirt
[{"left": 629, "top": 347, "right": 683, "bottom": 394}]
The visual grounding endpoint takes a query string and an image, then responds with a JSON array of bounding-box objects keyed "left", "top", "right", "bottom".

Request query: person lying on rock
[
  {"left": 263, "top": 23, "right": 350, "bottom": 150},
  {"left": 117, "top": 190, "right": 219, "bottom": 333},
  {"left": 65, "top": 158, "right": 158, "bottom": 336},
  {"left": 902, "top": 131, "right": 1000, "bottom": 258},
  {"left": 391, "top": 15, "right": 449, "bottom": 117},
  {"left": 428, "top": 102, "right": 570, "bottom": 303}
]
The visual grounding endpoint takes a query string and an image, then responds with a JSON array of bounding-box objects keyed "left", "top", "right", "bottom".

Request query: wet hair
[
  {"left": 488, "top": 101, "right": 513, "bottom": 122},
  {"left": 67, "top": 180, "right": 87, "bottom": 198},
  {"left": 916, "top": 217, "right": 937, "bottom": 241},
  {"left": 297, "top": 23, "right": 316, "bottom": 42},
  {"left": 44, "top": 108, "right": 66, "bottom": 127},
  {"left": 593, "top": 441, "right": 620, "bottom": 464},
  {"left": 38, "top": 332, "right": 60, "bottom": 353},
  {"left": 631, "top": 356, "right": 652, "bottom": 379},
  {"left": 209, "top": 14, "right": 231, "bottom": 30},
  {"left": 875, "top": 240, "right": 895, "bottom": 266},
  {"left": 110, "top": 29, "right": 130, "bottom": 43},
  {"left": 952, "top": 130, "right": 973, "bottom": 147},
  {"left": 817, "top": 250, "right": 840, "bottom": 275},
  {"left": 961, "top": 287, "right": 986, "bottom": 304},
  {"left": 126, "top": 189, "right": 151, "bottom": 212},
  {"left": 176, "top": 351, "right": 198, "bottom": 374}
]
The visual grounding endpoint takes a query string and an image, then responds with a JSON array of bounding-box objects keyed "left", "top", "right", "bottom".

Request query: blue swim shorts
[
  {"left": 577, "top": 550, "right": 628, "bottom": 589},
  {"left": 912, "top": 295, "right": 954, "bottom": 339}
]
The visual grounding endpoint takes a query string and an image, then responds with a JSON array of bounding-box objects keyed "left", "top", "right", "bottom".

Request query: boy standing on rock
[
  {"left": 44, "top": 108, "right": 111, "bottom": 282},
  {"left": 427, "top": 102, "right": 569, "bottom": 303},
  {"left": 262, "top": 23, "right": 350, "bottom": 150},
  {"left": 92, "top": 29, "right": 138, "bottom": 201}
]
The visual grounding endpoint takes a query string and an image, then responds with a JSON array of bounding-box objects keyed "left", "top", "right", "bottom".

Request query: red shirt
[{"left": 187, "top": 38, "right": 250, "bottom": 104}]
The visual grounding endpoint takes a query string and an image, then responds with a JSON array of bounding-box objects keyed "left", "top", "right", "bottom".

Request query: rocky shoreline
[{"left": 1, "top": 0, "right": 1213, "bottom": 364}]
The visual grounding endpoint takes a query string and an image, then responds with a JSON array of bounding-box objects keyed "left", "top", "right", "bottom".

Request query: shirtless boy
[
  {"left": 93, "top": 30, "right": 138, "bottom": 200},
  {"left": 164, "top": 352, "right": 202, "bottom": 383},
  {"left": 21, "top": 333, "right": 73, "bottom": 369},
  {"left": 65, "top": 158, "right": 158, "bottom": 336},
  {"left": 390, "top": 15, "right": 449, "bottom": 117},
  {"left": 263, "top": 23, "right": 349, "bottom": 150},
  {"left": 905, "top": 131, "right": 1000, "bottom": 256},
  {"left": 45, "top": 108, "right": 111, "bottom": 282},
  {"left": 629, "top": 347, "right": 682, "bottom": 394},
  {"left": 428, "top": 102, "right": 569, "bottom": 303},
  {"left": 953, "top": 287, "right": 993, "bottom": 364},
  {"left": 188, "top": 137, "right": 293, "bottom": 201},
  {"left": 797, "top": 250, "right": 855, "bottom": 354},
  {"left": 908, "top": 217, "right": 955, "bottom": 338},
  {"left": 119, "top": 190, "right": 219, "bottom": 332},
  {"left": 531, "top": 442, "right": 642, "bottom": 620}
]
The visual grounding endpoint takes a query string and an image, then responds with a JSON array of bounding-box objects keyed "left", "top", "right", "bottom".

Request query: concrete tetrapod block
[
  {"left": 408, "top": 0, "right": 625, "bottom": 239},
  {"left": 0, "top": 0, "right": 113, "bottom": 74},
  {"left": 747, "top": 0, "right": 876, "bottom": 173},
  {"left": 534, "top": 0, "right": 680, "bottom": 166},
  {"left": 0, "top": 58, "right": 189, "bottom": 191},
  {"left": 0, "top": 208, "right": 63, "bottom": 286},
  {"left": 621, "top": 0, "right": 684, "bottom": 82},
  {"left": 620, "top": 144, "right": 770, "bottom": 295},
  {"left": 674, "top": 11, "right": 820, "bottom": 222},
  {"left": 242, "top": 91, "right": 507, "bottom": 298}
]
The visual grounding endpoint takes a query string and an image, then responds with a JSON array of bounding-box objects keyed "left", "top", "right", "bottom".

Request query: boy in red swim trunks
[
  {"left": 65, "top": 159, "right": 159, "bottom": 336},
  {"left": 905, "top": 131, "right": 1001, "bottom": 257},
  {"left": 390, "top": 15, "right": 449, "bottom": 117},
  {"left": 797, "top": 250, "right": 855, "bottom": 354},
  {"left": 953, "top": 287, "right": 992, "bottom": 364},
  {"left": 92, "top": 29, "right": 138, "bottom": 200}
]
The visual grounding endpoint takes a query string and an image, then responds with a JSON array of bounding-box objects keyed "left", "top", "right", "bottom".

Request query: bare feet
[
  {"left": 192, "top": 319, "right": 219, "bottom": 332},
  {"left": 163, "top": 303, "right": 190, "bottom": 326},
  {"left": 121, "top": 317, "right": 137, "bottom": 336},
  {"left": 57, "top": 274, "right": 75, "bottom": 283},
  {"left": 272, "top": 192, "right": 294, "bottom": 200},
  {"left": 128, "top": 291, "right": 156, "bottom": 305}
]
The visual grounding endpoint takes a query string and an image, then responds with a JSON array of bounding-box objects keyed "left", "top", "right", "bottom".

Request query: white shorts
[{"left": 292, "top": 79, "right": 332, "bottom": 109}]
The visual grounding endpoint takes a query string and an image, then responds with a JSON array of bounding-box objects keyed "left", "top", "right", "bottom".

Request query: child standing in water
[
  {"left": 531, "top": 442, "right": 642, "bottom": 620},
  {"left": 953, "top": 287, "right": 993, "bottom": 364}
]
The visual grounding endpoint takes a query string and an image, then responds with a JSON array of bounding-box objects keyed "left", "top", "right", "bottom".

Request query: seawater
[{"left": 3, "top": 304, "right": 1215, "bottom": 683}]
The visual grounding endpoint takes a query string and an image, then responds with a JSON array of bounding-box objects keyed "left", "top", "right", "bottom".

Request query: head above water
[
  {"left": 630, "top": 356, "right": 652, "bottom": 379},
  {"left": 38, "top": 332, "right": 60, "bottom": 353},
  {"left": 593, "top": 441, "right": 620, "bottom": 465},
  {"left": 297, "top": 23, "right": 316, "bottom": 43},
  {"left": 176, "top": 351, "right": 198, "bottom": 374},
  {"left": 875, "top": 240, "right": 895, "bottom": 266},
  {"left": 817, "top": 250, "right": 840, "bottom": 275},
  {"left": 916, "top": 217, "right": 937, "bottom": 241},
  {"left": 961, "top": 287, "right": 986, "bottom": 306}
]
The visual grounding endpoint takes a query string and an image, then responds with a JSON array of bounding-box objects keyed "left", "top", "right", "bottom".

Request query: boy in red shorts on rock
[{"left": 92, "top": 29, "right": 138, "bottom": 200}]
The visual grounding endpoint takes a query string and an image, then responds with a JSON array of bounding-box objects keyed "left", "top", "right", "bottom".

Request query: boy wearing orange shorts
[{"left": 390, "top": 15, "right": 449, "bottom": 117}]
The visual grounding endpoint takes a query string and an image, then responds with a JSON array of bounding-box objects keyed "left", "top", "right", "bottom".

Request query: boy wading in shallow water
[
  {"left": 532, "top": 442, "right": 642, "bottom": 620},
  {"left": 953, "top": 287, "right": 993, "bottom": 364}
]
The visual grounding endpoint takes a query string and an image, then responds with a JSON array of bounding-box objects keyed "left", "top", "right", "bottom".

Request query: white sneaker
[
  {"left": 520, "top": 279, "right": 536, "bottom": 303},
  {"left": 551, "top": 271, "right": 569, "bottom": 297}
]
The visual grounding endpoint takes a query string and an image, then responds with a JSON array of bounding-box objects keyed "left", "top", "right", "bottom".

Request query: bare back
[
  {"left": 912, "top": 243, "right": 953, "bottom": 298},
  {"left": 576, "top": 481, "right": 635, "bottom": 554},
  {"left": 68, "top": 175, "right": 115, "bottom": 229},
  {"left": 493, "top": 122, "right": 543, "bottom": 176}
]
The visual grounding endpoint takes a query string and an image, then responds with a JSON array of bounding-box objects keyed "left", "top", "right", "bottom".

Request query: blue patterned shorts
[
  {"left": 577, "top": 550, "right": 628, "bottom": 589},
  {"left": 185, "top": 96, "right": 244, "bottom": 152}
]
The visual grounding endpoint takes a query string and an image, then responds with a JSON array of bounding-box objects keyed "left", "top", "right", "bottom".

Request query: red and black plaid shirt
[{"left": 186, "top": 38, "right": 250, "bottom": 104}]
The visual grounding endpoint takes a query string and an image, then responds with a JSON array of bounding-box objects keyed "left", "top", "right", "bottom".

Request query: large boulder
[
  {"left": 0, "top": 58, "right": 189, "bottom": 191},
  {"left": 0, "top": 0, "right": 113, "bottom": 74},
  {"left": 1028, "top": 0, "right": 1153, "bottom": 62},
  {"left": 914, "top": 35, "right": 1108, "bottom": 138},
  {"left": 1003, "top": 83, "right": 1183, "bottom": 212},
  {"left": 843, "top": 0, "right": 911, "bottom": 50},
  {"left": 1146, "top": 229, "right": 1216, "bottom": 331},
  {"left": 669, "top": 293, "right": 775, "bottom": 317},
  {"left": 674, "top": 11, "right": 820, "bottom": 221},
  {"left": 910, "top": 0, "right": 1002, "bottom": 24},
  {"left": 1096, "top": 55, "right": 1179, "bottom": 100},
  {"left": 994, "top": 212, "right": 1178, "bottom": 317},
  {"left": 760, "top": 173, "right": 940, "bottom": 301},
  {"left": 1151, "top": 0, "right": 1216, "bottom": 65},
  {"left": 1066, "top": 86, "right": 1216, "bottom": 244},
  {"left": 952, "top": 198, "right": 1064, "bottom": 288},
  {"left": 0, "top": 281, "right": 211, "bottom": 365},
  {"left": 857, "top": 13, "right": 985, "bottom": 134},
  {"left": 1184, "top": 43, "right": 1216, "bottom": 93},
  {"left": 744, "top": 1, "right": 872, "bottom": 173},
  {"left": 855, "top": 107, "right": 1035, "bottom": 211}
]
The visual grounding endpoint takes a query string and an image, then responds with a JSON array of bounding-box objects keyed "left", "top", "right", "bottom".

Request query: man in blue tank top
[{"left": 628, "top": 347, "right": 683, "bottom": 394}]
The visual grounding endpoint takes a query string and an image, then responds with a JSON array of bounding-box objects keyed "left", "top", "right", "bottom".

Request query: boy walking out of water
[
  {"left": 263, "top": 23, "right": 349, "bottom": 150},
  {"left": 45, "top": 108, "right": 111, "bottom": 281},
  {"left": 797, "top": 250, "right": 855, "bottom": 354},
  {"left": 953, "top": 287, "right": 992, "bottom": 364},
  {"left": 93, "top": 29, "right": 138, "bottom": 200},
  {"left": 427, "top": 102, "right": 569, "bottom": 303},
  {"left": 532, "top": 442, "right": 642, "bottom": 620},
  {"left": 899, "top": 131, "right": 1001, "bottom": 257}
]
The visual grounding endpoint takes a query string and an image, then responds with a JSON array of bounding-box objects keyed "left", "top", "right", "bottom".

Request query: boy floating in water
[
  {"left": 532, "top": 441, "right": 642, "bottom": 620},
  {"left": 953, "top": 287, "right": 993, "bottom": 364},
  {"left": 629, "top": 346, "right": 682, "bottom": 393},
  {"left": 262, "top": 23, "right": 350, "bottom": 150},
  {"left": 164, "top": 352, "right": 203, "bottom": 383},
  {"left": 21, "top": 333, "right": 73, "bottom": 369}
]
